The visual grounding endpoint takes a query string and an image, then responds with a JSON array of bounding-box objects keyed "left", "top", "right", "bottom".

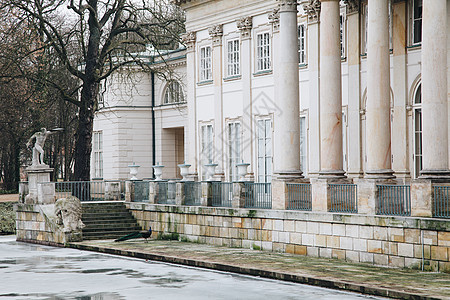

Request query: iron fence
[
  {"left": 376, "top": 185, "right": 411, "bottom": 216},
  {"left": 329, "top": 184, "right": 358, "bottom": 213},
  {"left": 244, "top": 183, "right": 272, "bottom": 209},
  {"left": 158, "top": 181, "right": 176, "bottom": 204},
  {"left": 286, "top": 183, "right": 312, "bottom": 211},
  {"left": 211, "top": 182, "right": 233, "bottom": 207},
  {"left": 133, "top": 181, "right": 150, "bottom": 202},
  {"left": 55, "top": 181, "right": 107, "bottom": 201},
  {"left": 433, "top": 186, "right": 450, "bottom": 219},
  {"left": 184, "top": 181, "right": 202, "bottom": 206}
]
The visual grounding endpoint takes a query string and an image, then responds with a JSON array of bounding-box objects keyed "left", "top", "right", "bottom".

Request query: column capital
[
  {"left": 344, "top": 0, "right": 359, "bottom": 14},
  {"left": 268, "top": 8, "right": 280, "bottom": 31},
  {"left": 277, "top": 0, "right": 298, "bottom": 12},
  {"left": 236, "top": 16, "right": 253, "bottom": 39},
  {"left": 181, "top": 31, "right": 196, "bottom": 52},
  {"left": 208, "top": 24, "right": 223, "bottom": 46},
  {"left": 302, "top": 0, "right": 321, "bottom": 23}
]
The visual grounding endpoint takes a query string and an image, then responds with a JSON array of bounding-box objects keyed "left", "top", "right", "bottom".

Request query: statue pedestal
[{"left": 25, "top": 165, "right": 55, "bottom": 204}]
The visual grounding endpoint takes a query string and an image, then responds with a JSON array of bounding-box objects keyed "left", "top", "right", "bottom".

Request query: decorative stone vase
[
  {"left": 153, "top": 163, "right": 165, "bottom": 181},
  {"left": 204, "top": 163, "right": 218, "bottom": 181},
  {"left": 236, "top": 162, "right": 250, "bottom": 181},
  {"left": 178, "top": 163, "right": 191, "bottom": 181},
  {"left": 128, "top": 163, "right": 140, "bottom": 180}
]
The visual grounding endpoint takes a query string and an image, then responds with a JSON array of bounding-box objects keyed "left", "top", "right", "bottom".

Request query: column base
[
  {"left": 318, "top": 170, "right": 346, "bottom": 179},
  {"left": 273, "top": 170, "right": 303, "bottom": 180},
  {"left": 365, "top": 169, "right": 395, "bottom": 179},
  {"left": 419, "top": 169, "right": 450, "bottom": 181}
]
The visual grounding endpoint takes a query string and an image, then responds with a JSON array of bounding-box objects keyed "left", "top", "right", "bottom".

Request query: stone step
[
  {"left": 82, "top": 212, "right": 133, "bottom": 219},
  {"left": 83, "top": 226, "right": 142, "bottom": 233},
  {"left": 81, "top": 202, "right": 142, "bottom": 241},
  {"left": 82, "top": 219, "right": 138, "bottom": 225},
  {"left": 82, "top": 230, "right": 146, "bottom": 240}
]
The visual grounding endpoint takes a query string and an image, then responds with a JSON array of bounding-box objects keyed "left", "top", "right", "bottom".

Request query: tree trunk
[
  {"left": 73, "top": 82, "right": 97, "bottom": 181},
  {"left": 73, "top": 0, "right": 100, "bottom": 182}
]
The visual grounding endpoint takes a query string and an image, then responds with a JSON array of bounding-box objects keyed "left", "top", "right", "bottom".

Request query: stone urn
[
  {"left": 178, "top": 163, "right": 191, "bottom": 181},
  {"left": 128, "top": 163, "right": 140, "bottom": 180},
  {"left": 204, "top": 163, "right": 218, "bottom": 181},
  {"left": 153, "top": 163, "right": 165, "bottom": 181},
  {"left": 236, "top": 162, "right": 250, "bottom": 181}
]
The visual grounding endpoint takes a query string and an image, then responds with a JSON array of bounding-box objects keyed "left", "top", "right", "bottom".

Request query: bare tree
[{"left": 1, "top": 0, "right": 185, "bottom": 180}]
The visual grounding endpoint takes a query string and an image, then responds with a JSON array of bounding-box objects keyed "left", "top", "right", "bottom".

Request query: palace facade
[{"left": 94, "top": 0, "right": 449, "bottom": 184}]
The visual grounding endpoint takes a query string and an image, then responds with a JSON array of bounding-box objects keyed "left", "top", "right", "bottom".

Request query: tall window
[
  {"left": 340, "top": 11, "right": 346, "bottom": 58},
  {"left": 228, "top": 122, "right": 241, "bottom": 181},
  {"left": 93, "top": 131, "right": 103, "bottom": 179},
  {"left": 361, "top": 1, "right": 368, "bottom": 54},
  {"left": 413, "top": 84, "right": 422, "bottom": 178},
  {"left": 299, "top": 116, "right": 307, "bottom": 173},
  {"left": 200, "top": 46, "right": 212, "bottom": 81},
  {"left": 298, "top": 24, "right": 306, "bottom": 65},
  {"left": 256, "top": 32, "right": 271, "bottom": 71},
  {"left": 227, "top": 39, "right": 240, "bottom": 76},
  {"left": 164, "top": 81, "right": 184, "bottom": 104},
  {"left": 257, "top": 119, "right": 272, "bottom": 183},
  {"left": 201, "top": 124, "right": 214, "bottom": 180},
  {"left": 411, "top": 0, "right": 422, "bottom": 45}
]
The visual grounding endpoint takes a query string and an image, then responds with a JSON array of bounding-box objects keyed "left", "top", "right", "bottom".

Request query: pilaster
[
  {"left": 237, "top": 17, "right": 254, "bottom": 179},
  {"left": 181, "top": 31, "right": 198, "bottom": 177},
  {"left": 208, "top": 25, "right": 225, "bottom": 179},
  {"left": 346, "top": 3, "right": 363, "bottom": 178},
  {"left": 391, "top": 1, "right": 410, "bottom": 179},
  {"left": 303, "top": 1, "right": 321, "bottom": 177}
]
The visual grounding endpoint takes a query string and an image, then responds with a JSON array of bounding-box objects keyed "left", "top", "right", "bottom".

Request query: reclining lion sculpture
[{"left": 55, "top": 196, "right": 85, "bottom": 233}]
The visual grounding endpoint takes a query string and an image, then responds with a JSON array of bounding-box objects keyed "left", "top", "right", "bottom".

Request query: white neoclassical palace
[{"left": 93, "top": 0, "right": 449, "bottom": 187}]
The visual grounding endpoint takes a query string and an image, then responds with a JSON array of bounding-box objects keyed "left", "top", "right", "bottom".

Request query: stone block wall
[
  {"left": 15, "top": 203, "right": 79, "bottom": 245},
  {"left": 127, "top": 202, "right": 450, "bottom": 273}
]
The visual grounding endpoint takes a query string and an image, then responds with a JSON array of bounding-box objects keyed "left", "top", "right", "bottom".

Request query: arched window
[
  {"left": 163, "top": 81, "right": 184, "bottom": 104},
  {"left": 413, "top": 83, "right": 422, "bottom": 178}
]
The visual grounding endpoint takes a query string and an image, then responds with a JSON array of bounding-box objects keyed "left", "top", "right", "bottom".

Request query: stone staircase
[{"left": 81, "top": 202, "right": 142, "bottom": 240}]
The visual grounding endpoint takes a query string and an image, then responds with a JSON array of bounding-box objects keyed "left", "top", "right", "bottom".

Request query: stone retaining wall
[
  {"left": 15, "top": 203, "right": 80, "bottom": 244},
  {"left": 127, "top": 202, "right": 450, "bottom": 272}
]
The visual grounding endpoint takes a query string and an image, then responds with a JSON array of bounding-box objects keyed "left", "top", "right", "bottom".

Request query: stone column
[
  {"left": 209, "top": 25, "right": 225, "bottom": 181},
  {"left": 365, "top": 0, "right": 394, "bottom": 179},
  {"left": 420, "top": 0, "right": 450, "bottom": 178},
  {"left": 319, "top": 0, "right": 345, "bottom": 178},
  {"left": 344, "top": 0, "right": 363, "bottom": 178},
  {"left": 181, "top": 32, "right": 198, "bottom": 179},
  {"left": 271, "top": 0, "right": 303, "bottom": 210},
  {"left": 303, "top": 0, "right": 321, "bottom": 177},
  {"left": 237, "top": 17, "right": 254, "bottom": 181},
  {"left": 273, "top": 0, "right": 302, "bottom": 179}
]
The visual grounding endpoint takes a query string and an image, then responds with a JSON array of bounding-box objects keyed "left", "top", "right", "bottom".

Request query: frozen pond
[{"left": 0, "top": 236, "right": 385, "bottom": 300}]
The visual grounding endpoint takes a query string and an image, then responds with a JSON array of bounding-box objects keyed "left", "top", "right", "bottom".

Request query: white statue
[
  {"left": 26, "top": 128, "right": 62, "bottom": 166},
  {"left": 55, "top": 196, "right": 85, "bottom": 233}
]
